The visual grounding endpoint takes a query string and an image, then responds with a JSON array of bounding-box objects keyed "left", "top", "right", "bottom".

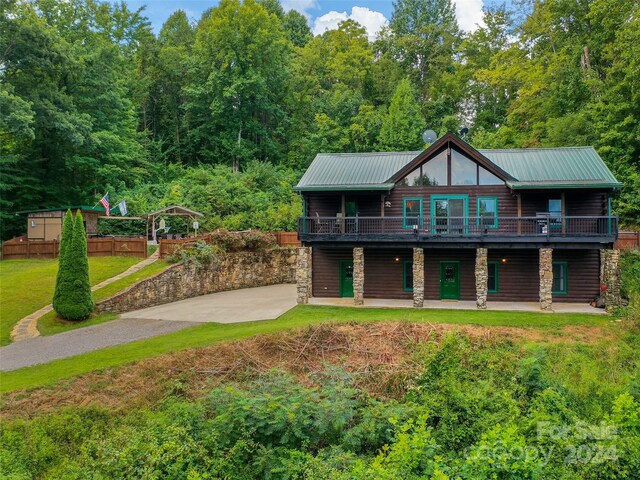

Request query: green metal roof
[
  {"left": 295, "top": 145, "right": 621, "bottom": 191},
  {"left": 479, "top": 147, "right": 621, "bottom": 189},
  {"left": 295, "top": 152, "right": 420, "bottom": 191},
  {"left": 15, "top": 205, "right": 106, "bottom": 215}
]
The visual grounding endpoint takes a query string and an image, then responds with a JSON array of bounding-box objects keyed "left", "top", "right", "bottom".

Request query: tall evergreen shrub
[
  {"left": 52, "top": 210, "right": 94, "bottom": 320},
  {"left": 52, "top": 209, "right": 74, "bottom": 308}
]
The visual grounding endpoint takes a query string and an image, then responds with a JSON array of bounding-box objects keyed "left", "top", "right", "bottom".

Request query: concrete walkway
[
  {"left": 10, "top": 249, "right": 160, "bottom": 342},
  {"left": 309, "top": 297, "right": 607, "bottom": 315},
  {"left": 1, "top": 284, "right": 297, "bottom": 371},
  {"left": 120, "top": 284, "right": 298, "bottom": 323}
]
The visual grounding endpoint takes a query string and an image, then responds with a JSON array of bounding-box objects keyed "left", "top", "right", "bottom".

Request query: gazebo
[{"left": 144, "top": 205, "right": 204, "bottom": 243}]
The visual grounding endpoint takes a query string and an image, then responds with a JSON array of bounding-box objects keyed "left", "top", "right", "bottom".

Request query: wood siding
[
  {"left": 312, "top": 247, "right": 353, "bottom": 297},
  {"left": 304, "top": 187, "right": 609, "bottom": 221},
  {"left": 363, "top": 248, "right": 413, "bottom": 299},
  {"left": 311, "top": 246, "right": 601, "bottom": 303}
]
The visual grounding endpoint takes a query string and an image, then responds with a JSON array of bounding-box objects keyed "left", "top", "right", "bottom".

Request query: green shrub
[
  {"left": 52, "top": 210, "right": 94, "bottom": 320},
  {"left": 52, "top": 209, "right": 74, "bottom": 308},
  {"left": 167, "top": 240, "right": 222, "bottom": 270}
]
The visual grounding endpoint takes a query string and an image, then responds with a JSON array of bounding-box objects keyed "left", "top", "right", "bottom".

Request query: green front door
[
  {"left": 440, "top": 261, "right": 460, "bottom": 300},
  {"left": 339, "top": 260, "right": 354, "bottom": 297}
]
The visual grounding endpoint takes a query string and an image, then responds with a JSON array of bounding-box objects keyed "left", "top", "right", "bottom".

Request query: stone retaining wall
[{"left": 96, "top": 249, "right": 297, "bottom": 313}]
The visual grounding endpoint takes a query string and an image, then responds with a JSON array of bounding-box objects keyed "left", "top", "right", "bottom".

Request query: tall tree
[
  {"left": 283, "top": 10, "right": 312, "bottom": 47},
  {"left": 380, "top": 0, "right": 462, "bottom": 130},
  {"left": 378, "top": 78, "right": 425, "bottom": 150},
  {"left": 186, "top": 0, "right": 291, "bottom": 171}
]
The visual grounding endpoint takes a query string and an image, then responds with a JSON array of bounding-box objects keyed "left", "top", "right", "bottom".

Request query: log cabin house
[{"left": 295, "top": 133, "right": 622, "bottom": 310}]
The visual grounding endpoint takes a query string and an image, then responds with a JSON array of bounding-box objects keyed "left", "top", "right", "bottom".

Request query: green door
[
  {"left": 440, "top": 261, "right": 460, "bottom": 300},
  {"left": 339, "top": 260, "right": 354, "bottom": 297}
]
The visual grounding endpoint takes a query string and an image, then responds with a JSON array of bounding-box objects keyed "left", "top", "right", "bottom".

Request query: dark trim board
[{"left": 302, "top": 238, "right": 615, "bottom": 250}]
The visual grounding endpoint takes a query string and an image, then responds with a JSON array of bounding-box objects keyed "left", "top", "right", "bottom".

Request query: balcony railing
[{"left": 298, "top": 216, "right": 618, "bottom": 242}]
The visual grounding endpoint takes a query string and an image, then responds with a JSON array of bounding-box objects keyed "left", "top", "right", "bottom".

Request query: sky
[{"left": 121, "top": 0, "right": 490, "bottom": 39}]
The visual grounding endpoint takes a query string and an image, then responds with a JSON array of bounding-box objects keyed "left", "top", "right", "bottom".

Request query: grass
[
  {"left": 0, "top": 305, "right": 614, "bottom": 393},
  {"left": 37, "top": 312, "right": 118, "bottom": 337},
  {"left": 0, "top": 257, "right": 142, "bottom": 345},
  {"left": 91, "top": 260, "right": 170, "bottom": 303}
]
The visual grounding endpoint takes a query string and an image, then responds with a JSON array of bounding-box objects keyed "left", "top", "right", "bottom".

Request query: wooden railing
[
  {"left": 298, "top": 216, "right": 618, "bottom": 240},
  {"left": 1, "top": 237, "right": 147, "bottom": 260}
]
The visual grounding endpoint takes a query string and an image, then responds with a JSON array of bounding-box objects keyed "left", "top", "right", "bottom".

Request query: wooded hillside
[{"left": 1, "top": 0, "right": 638, "bottom": 239}]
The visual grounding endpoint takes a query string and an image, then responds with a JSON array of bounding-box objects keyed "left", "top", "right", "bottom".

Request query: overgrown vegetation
[
  {"left": 2, "top": 328, "right": 638, "bottom": 479},
  {"left": 167, "top": 229, "right": 277, "bottom": 268},
  {"left": 2, "top": 0, "right": 639, "bottom": 239}
]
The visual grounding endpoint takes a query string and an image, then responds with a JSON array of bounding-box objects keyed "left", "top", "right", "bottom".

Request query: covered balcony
[{"left": 297, "top": 215, "right": 618, "bottom": 248}]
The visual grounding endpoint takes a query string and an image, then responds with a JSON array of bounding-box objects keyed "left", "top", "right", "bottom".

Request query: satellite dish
[
  {"left": 459, "top": 127, "right": 469, "bottom": 136},
  {"left": 422, "top": 129, "right": 437, "bottom": 144}
]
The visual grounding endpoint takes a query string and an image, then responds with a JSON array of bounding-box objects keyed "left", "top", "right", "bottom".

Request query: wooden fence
[
  {"left": 273, "top": 231, "right": 301, "bottom": 247},
  {"left": 615, "top": 231, "right": 640, "bottom": 251},
  {"left": 159, "top": 231, "right": 300, "bottom": 259},
  {"left": 1, "top": 237, "right": 147, "bottom": 260}
]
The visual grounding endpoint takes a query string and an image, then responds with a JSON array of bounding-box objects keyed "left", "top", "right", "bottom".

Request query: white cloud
[
  {"left": 312, "top": 6, "right": 388, "bottom": 40},
  {"left": 281, "top": 0, "right": 318, "bottom": 20},
  {"left": 454, "top": 0, "right": 485, "bottom": 32}
]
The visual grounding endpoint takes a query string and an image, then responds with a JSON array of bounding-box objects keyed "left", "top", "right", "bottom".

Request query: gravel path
[{"left": 1, "top": 317, "right": 197, "bottom": 371}]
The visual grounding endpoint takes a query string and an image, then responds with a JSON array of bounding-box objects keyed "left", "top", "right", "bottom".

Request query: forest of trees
[{"left": 1, "top": 0, "right": 639, "bottom": 239}]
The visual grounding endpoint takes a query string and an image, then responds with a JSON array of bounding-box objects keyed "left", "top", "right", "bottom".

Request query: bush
[
  {"left": 52, "top": 209, "right": 74, "bottom": 308},
  {"left": 52, "top": 210, "right": 94, "bottom": 320},
  {"left": 167, "top": 240, "right": 222, "bottom": 270}
]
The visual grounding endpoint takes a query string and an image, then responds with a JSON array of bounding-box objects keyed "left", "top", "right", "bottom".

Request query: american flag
[{"left": 99, "top": 193, "right": 110, "bottom": 216}]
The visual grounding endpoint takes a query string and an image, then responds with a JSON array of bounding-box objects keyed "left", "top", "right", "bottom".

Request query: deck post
[
  {"left": 296, "top": 247, "right": 312, "bottom": 304},
  {"left": 539, "top": 248, "right": 553, "bottom": 311},
  {"left": 353, "top": 247, "right": 364, "bottom": 305},
  {"left": 413, "top": 248, "right": 424, "bottom": 308},
  {"left": 601, "top": 249, "right": 621, "bottom": 310},
  {"left": 475, "top": 248, "right": 488, "bottom": 309}
]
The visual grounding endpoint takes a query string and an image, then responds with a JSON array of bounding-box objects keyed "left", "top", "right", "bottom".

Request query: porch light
[
  {"left": 395, "top": 257, "right": 400, "bottom": 262},
  {"left": 385, "top": 201, "right": 391, "bottom": 207},
  {"left": 501, "top": 258, "right": 507, "bottom": 263}
]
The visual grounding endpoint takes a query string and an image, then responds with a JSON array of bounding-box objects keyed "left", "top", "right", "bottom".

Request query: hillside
[{"left": 2, "top": 319, "right": 639, "bottom": 478}]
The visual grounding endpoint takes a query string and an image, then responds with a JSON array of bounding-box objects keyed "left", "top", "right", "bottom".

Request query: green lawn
[
  {"left": 0, "top": 305, "right": 614, "bottom": 393},
  {"left": 36, "top": 260, "right": 170, "bottom": 336},
  {"left": 0, "top": 257, "right": 141, "bottom": 345},
  {"left": 37, "top": 312, "right": 119, "bottom": 337},
  {"left": 91, "top": 260, "right": 169, "bottom": 303}
]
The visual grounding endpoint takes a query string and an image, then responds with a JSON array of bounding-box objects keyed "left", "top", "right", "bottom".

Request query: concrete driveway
[
  {"left": 0, "top": 284, "right": 297, "bottom": 371},
  {"left": 120, "top": 284, "right": 297, "bottom": 323}
]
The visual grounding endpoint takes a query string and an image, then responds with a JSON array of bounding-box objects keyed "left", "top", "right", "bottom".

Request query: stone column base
[
  {"left": 353, "top": 247, "right": 364, "bottom": 305},
  {"left": 601, "top": 249, "right": 621, "bottom": 310},
  {"left": 539, "top": 248, "right": 553, "bottom": 311},
  {"left": 475, "top": 248, "right": 488, "bottom": 309},
  {"left": 296, "top": 247, "right": 312, "bottom": 304},
  {"left": 413, "top": 248, "right": 424, "bottom": 308}
]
